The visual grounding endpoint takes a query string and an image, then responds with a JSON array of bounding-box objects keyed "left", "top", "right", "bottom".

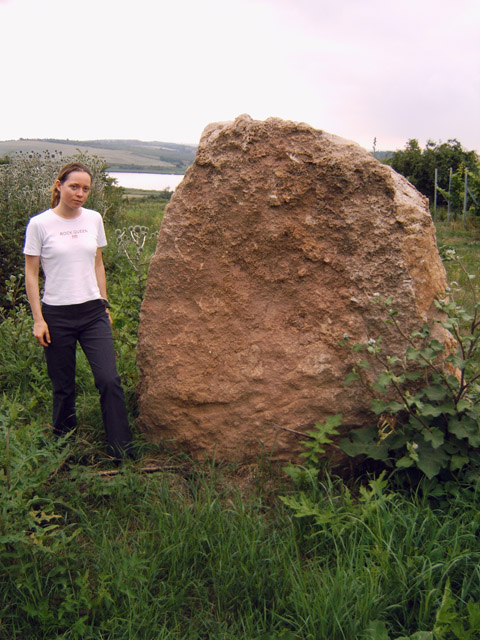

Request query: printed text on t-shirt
[{"left": 59, "top": 229, "right": 88, "bottom": 236}]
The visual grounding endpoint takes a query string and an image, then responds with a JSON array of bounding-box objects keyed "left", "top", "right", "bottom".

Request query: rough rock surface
[{"left": 137, "top": 115, "right": 449, "bottom": 463}]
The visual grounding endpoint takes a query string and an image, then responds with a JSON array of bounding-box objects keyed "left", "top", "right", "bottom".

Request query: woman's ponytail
[{"left": 51, "top": 183, "right": 61, "bottom": 208}]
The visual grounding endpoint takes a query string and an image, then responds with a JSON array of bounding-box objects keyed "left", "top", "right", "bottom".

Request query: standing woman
[{"left": 24, "top": 162, "right": 132, "bottom": 460}]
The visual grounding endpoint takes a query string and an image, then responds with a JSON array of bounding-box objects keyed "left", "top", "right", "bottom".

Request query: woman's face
[{"left": 56, "top": 170, "right": 92, "bottom": 209}]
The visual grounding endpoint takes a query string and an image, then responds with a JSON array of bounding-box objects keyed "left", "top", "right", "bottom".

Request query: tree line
[{"left": 384, "top": 138, "right": 480, "bottom": 216}]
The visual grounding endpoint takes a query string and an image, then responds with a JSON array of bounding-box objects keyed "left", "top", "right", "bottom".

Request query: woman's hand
[
  {"left": 33, "top": 319, "right": 51, "bottom": 347},
  {"left": 95, "top": 249, "right": 114, "bottom": 328}
]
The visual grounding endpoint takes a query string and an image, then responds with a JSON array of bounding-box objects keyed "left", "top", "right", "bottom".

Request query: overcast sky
[{"left": 1, "top": 0, "right": 479, "bottom": 152}]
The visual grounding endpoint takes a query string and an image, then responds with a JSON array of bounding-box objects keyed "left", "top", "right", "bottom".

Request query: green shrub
[
  {"left": 338, "top": 253, "right": 480, "bottom": 480},
  {"left": 0, "top": 275, "right": 49, "bottom": 401}
]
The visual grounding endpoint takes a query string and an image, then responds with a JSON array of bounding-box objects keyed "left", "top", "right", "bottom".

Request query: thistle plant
[{"left": 114, "top": 225, "right": 153, "bottom": 274}]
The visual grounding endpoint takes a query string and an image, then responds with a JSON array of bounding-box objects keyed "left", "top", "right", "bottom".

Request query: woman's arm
[
  {"left": 95, "top": 248, "right": 113, "bottom": 326},
  {"left": 25, "top": 254, "right": 51, "bottom": 346}
]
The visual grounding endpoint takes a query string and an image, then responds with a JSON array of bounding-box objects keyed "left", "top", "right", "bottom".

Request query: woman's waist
[{"left": 42, "top": 298, "right": 105, "bottom": 313}]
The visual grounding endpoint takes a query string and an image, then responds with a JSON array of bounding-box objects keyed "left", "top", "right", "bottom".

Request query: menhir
[{"left": 136, "top": 114, "right": 449, "bottom": 463}]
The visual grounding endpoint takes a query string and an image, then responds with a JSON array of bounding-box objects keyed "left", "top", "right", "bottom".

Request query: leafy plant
[
  {"left": 297, "top": 414, "right": 342, "bottom": 467},
  {"left": 365, "top": 580, "right": 480, "bottom": 639},
  {"left": 339, "top": 251, "right": 480, "bottom": 479},
  {"left": 102, "top": 222, "right": 159, "bottom": 402},
  {"left": 0, "top": 275, "right": 49, "bottom": 400}
]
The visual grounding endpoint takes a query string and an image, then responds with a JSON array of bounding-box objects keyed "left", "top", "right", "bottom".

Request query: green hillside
[{"left": 0, "top": 138, "right": 197, "bottom": 174}]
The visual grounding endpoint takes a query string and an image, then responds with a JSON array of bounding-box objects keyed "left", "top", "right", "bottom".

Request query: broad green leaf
[
  {"left": 371, "top": 399, "right": 405, "bottom": 414},
  {"left": 429, "top": 339, "right": 445, "bottom": 353},
  {"left": 421, "top": 403, "right": 456, "bottom": 417},
  {"left": 417, "top": 456, "right": 444, "bottom": 478},
  {"left": 423, "top": 386, "right": 449, "bottom": 401},
  {"left": 407, "top": 346, "right": 421, "bottom": 360},
  {"left": 396, "top": 455, "right": 414, "bottom": 469},
  {"left": 372, "top": 372, "right": 394, "bottom": 393},
  {"left": 450, "top": 454, "right": 469, "bottom": 471},
  {"left": 411, "top": 325, "right": 430, "bottom": 339},
  {"left": 344, "top": 372, "right": 359, "bottom": 385},
  {"left": 371, "top": 399, "right": 389, "bottom": 415},
  {"left": 362, "top": 620, "right": 389, "bottom": 640},
  {"left": 447, "top": 355, "right": 467, "bottom": 371},
  {"left": 423, "top": 428, "right": 444, "bottom": 449},
  {"left": 339, "top": 426, "right": 389, "bottom": 460},
  {"left": 440, "top": 402, "right": 462, "bottom": 416},
  {"left": 456, "top": 399, "right": 471, "bottom": 412},
  {"left": 375, "top": 371, "right": 394, "bottom": 387},
  {"left": 448, "top": 416, "right": 469, "bottom": 439},
  {"left": 446, "top": 374, "right": 461, "bottom": 390},
  {"left": 449, "top": 415, "right": 480, "bottom": 447},
  {"left": 411, "top": 398, "right": 426, "bottom": 411},
  {"left": 358, "top": 360, "right": 371, "bottom": 369},
  {"left": 385, "top": 401, "right": 406, "bottom": 413},
  {"left": 419, "top": 347, "right": 437, "bottom": 360},
  {"left": 416, "top": 441, "right": 449, "bottom": 478},
  {"left": 466, "top": 430, "right": 480, "bottom": 448}
]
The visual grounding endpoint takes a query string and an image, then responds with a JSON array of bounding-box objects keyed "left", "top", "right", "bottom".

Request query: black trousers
[{"left": 42, "top": 299, "right": 132, "bottom": 458}]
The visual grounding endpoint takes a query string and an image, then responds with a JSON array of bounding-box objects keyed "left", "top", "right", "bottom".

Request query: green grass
[
  {"left": 3, "top": 423, "right": 480, "bottom": 639},
  {"left": 2, "top": 210, "right": 480, "bottom": 639},
  {"left": 436, "top": 216, "right": 480, "bottom": 324},
  {"left": 119, "top": 192, "right": 171, "bottom": 228}
]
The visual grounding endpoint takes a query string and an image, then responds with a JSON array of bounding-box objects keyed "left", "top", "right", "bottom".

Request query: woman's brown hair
[{"left": 51, "top": 162, "right": 93, "bottom": 208}]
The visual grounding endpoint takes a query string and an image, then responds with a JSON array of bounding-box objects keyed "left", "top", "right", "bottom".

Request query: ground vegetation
[{"left": 2, "top": 156, "right": 480, "bottom": 639}]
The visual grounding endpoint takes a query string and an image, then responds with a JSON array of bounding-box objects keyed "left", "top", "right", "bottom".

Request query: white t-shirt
[{"left": 23, "top": 208, "right": 107, "bottom": 305}]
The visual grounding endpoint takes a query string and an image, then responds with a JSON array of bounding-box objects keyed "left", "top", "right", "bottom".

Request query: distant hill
[
  {"left": 0, "top": 138, "right": 394, "bottom": 172},
  {"left": 0, "top": 138, "right": 197, "bottom": 174}
]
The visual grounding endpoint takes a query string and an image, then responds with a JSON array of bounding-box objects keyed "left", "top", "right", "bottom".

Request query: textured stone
[{"left": 136, "top": 114, "right": 449, "bottom": 462}]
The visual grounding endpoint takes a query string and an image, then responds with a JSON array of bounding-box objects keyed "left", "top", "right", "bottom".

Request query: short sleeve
[
  {"left": 97, "top": 214, "right": 107, "bottom": 248},
  {"left": 23, "top": 218, "right": 42, "bottom": 255}
]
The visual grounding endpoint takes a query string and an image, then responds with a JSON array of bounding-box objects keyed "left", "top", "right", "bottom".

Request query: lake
[{"left": 109, "top": 172, "right": 185, "bottom": 191}]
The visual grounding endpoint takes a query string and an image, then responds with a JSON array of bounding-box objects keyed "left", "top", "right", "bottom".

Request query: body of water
[{"left": 109, "top": 172, "right": 185, "bottom": 191}]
